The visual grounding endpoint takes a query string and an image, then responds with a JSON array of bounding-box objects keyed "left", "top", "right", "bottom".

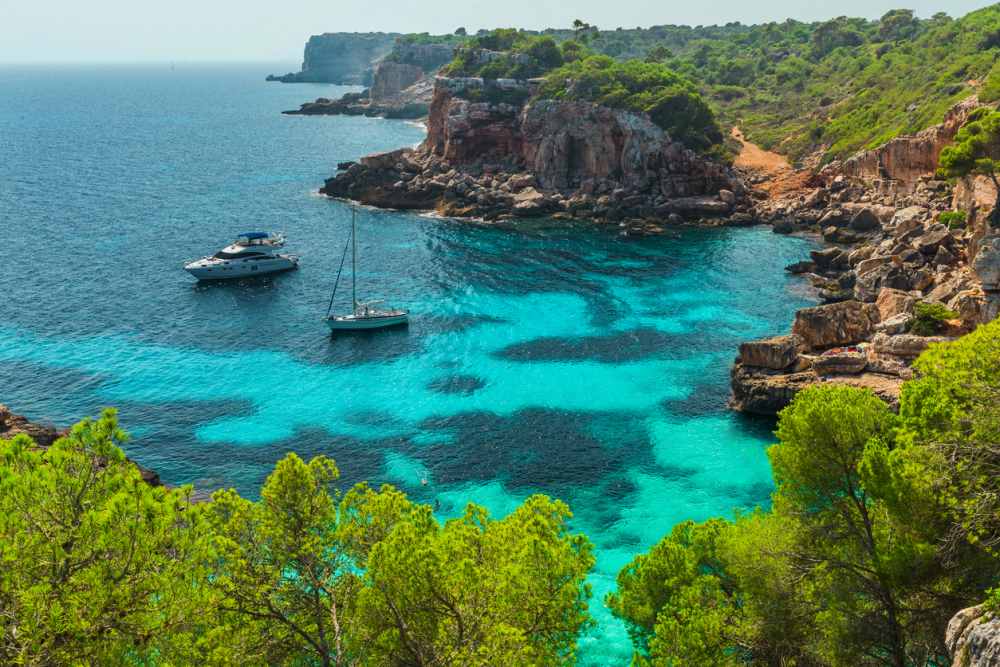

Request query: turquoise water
[{"left": 0, "top": 64, "right": 817, "bottom": 662}]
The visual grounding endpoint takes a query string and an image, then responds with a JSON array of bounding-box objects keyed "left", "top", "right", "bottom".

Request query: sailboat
[{"left": 325, "top": 208, "right": 409, "bottom": 332}]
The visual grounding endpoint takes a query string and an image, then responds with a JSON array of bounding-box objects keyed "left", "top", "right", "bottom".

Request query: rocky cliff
[
  {"left": 730, "top": 98, "right": 1000, "bottom": 415},
  {"left": 369, "top": 62, "right": 425, "bottom": 103},
  {"left": 267, "top": 32, "right": 400, "bottom": 84},
  {"left": 322, "top": 78, "right": 744, "bottom": 227},
  {"left": 284, "top": 40, "right": 456, "bottom": 117},
  {"left": 828, "top": 97, "right": 980, "bottom": 192}
]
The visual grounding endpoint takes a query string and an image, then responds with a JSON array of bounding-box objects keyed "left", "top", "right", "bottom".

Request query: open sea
[{"left": 0, "top": 63, "right": 817, "bottom": 663}]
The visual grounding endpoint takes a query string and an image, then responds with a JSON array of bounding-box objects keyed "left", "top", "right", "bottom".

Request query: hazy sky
[{"left": 1, "top": 0, "right": 994, "bottom": 64}]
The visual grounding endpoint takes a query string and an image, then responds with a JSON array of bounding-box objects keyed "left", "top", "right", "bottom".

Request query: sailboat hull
[{"left": 326, "top": 313, "right": 409, "bottom": 331}]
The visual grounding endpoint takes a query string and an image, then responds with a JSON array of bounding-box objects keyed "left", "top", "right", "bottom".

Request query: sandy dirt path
[{"left": 731, "top": 126, "right": 812, "bottom": 197}]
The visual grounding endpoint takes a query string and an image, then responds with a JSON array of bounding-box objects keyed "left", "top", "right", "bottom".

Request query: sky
[{"left": 1, "top": 0, "right": 995, "bottom": 64}]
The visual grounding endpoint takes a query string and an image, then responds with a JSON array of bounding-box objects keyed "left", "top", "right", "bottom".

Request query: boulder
[
  {"left": 785, "top": 260, "right": 816, "bottom": 274},
  {"left": 876, "top": 288, "right": 917, "bottom": 321},
  {"left": 718, "top": 189, "right": 736, "bottom": 205},
  {"left": 934, "top": 244, "right": 957, "bottom": 267},
  {"left": 874, "top": 312, "right": 914, "bottom": 335},
  {"left": 811, "top": 247, "right": 848, "bottom": 271},
  {"left": 871, "top": 332, "right": 949, "bottom": 360},
  {"left": 949, "top": 289, "right": 990, "bottom": 325},
  {"left": 914, "top": 225, "right": 954, "bottom": 255},
  {"left": 664, "top": 196, "right": 732, "bottom": 216},
  {"left": 974, "top": 235, "right": 1000, "bottom": 291},
  {"left": 803, "top": 188, "right": 827, "bottom": 208},
  {"left": 856, "top": 255, "right": 892, "bottom": 278},
  {"left": 738, "top": 335, "right": 802, "bottom": 370},
  {"left": 890, "top": 205, "right": 927, "bottom": 234},
  {"left": 792, "top": 300, "right": 880, "bottom": 349},
  {"left": 511, "top": 187, "right": 549, "bottom": 217},
  {"left": 730, "top": 366, "right": 818, "bottom": 415},
  {"left": 947, "top": 605, "right": 1000, "bottom": 667},
  {"left": 927, "top": 278, "right": 965, "bottom": 305},
  {"left": 819, "top": 208, "right": 849, "bottom": 228},
  {"left": 848, "top": 245, "right": 876, "bottom": 267},
  {"left": 506, "top": 173, "right": 536, "bottom": 191},
  {"left": 849, "top": 207, "right": 881, "bottom": 232},
  {"left": 810, "top": 350, "right": 868, "bottom": 375}
]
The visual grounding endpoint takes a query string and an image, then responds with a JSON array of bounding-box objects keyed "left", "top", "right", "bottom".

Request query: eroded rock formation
[
  {"left": 948, "top": 606, "right": 1000, "bottom": 667},
  {"left": 831, "top": 97, "right": 980, "bottom": 192},
  {"left": 322, "top": 78, "right": 744, "bottom": 227}
]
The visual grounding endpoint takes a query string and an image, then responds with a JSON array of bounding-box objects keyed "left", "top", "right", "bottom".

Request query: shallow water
[{"left": 0, "top": 63, "right": 817, "bottom": 663}]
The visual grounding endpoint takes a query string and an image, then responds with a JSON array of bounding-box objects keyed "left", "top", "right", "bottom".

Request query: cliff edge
[
  {"left": 321, "top": 77, "right": 745, "bottom": 228},
  {"left": 267, "top": 32, "right": 400, "bottom": 85}
]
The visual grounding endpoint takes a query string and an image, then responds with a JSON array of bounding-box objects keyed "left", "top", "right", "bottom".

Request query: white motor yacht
[{"left": 184, "top": 232, "right": 299, "bottom": 280}]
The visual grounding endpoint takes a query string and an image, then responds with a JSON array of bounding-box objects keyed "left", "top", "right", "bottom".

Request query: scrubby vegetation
[
  {"left": 0, "top": 412, "right": 594, "bottom": 665},
  {"left": 910, "top": 301, "right": 959, "bottom": 335},
  {"left": 610, "top": 319, "right": 1000, "bottom": 666},
  {"left": 443, "top": 31, "right": 724, "bottom": 153},
  {"left": 442, "top": 29, "right": 568, "bottom": 80},
  {"left": 4, "top": 321, "right": 1000, "bottom": 664},
  {"left": 939, "top": 107, "right": 1000, "bottom": 225},
  {"left": 537, "top": 55, "right": 723, "bottom": 152},
  {"left": 436, "top": 6, "right": 1000, "bottom": 164}
]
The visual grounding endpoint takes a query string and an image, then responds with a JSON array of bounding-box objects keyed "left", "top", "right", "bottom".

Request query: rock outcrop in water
[
  {"left": 730, "top": 97, "right": 1000, "bottom": 415},
  {"left": 284, "top": 40, "right": 455, "bottom": 118},
  {"left": 0, "top": 404, "right": 161, "bottom": 486},
  {"left": 267, "top": 32, "right": 400, "bottom": 85},
  {"left": 321, "top": 77, "right": 745, "bottom": 228}
]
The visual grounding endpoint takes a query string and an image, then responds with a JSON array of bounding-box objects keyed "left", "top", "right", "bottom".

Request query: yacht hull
[
  {"left": 326, "top": 314, "right": 409, "bottom": 331},
  {"left": 184, "top": 256, "right": 299, "bottom": 280}
]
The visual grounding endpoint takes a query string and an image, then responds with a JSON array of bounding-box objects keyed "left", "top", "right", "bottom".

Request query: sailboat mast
[{"left": 351, "top": 208, "right": 358, "bottom": 315}]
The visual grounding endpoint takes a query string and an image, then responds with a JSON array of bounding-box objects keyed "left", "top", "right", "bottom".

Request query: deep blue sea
[{"left": 0, "top": 63, "right": 817, "bottom": 663}]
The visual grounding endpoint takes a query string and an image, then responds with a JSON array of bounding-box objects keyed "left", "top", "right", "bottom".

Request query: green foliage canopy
[{"left": 537, "top": 55, "right": 723, "bottom": 151}]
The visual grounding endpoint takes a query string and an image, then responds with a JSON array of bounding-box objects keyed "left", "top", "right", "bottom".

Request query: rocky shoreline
[
  {"left": 319, "top": 82, "right": 1000, "bottom": 416},
  {"left": 0, "top": 404, "right": 161, "bottom": 486},
  {"left": 729, "top": 99, "right": 1000, "bottom": 415},
  {"left": 321, "top": 77, "right": 749, "bottom": 232}
]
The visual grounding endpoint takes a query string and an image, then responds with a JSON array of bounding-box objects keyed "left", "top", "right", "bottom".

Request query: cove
[{"left": 0, "top": 64, "right": 818, "bottom": 662}]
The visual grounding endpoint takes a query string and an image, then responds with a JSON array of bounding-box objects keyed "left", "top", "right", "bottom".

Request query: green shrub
[
  {"left": 940, "top": 210, "right": 968, "bottom": 228},
  {"left": 981, "top": 60, "right": 1000, "bottom": 103},
  {"left": 537, "top": 56, "right": 723, "bottom": 151},
  {"left": 909, "top": 301, "right": 959, "bottom": 335}
]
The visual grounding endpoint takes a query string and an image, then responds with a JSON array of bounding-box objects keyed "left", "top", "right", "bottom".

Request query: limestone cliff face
[
  {"left": 424, "top": 85, "right": 525, "bottom": 164},
  {"left": 388, "top": 42, "right": 456, "bottom": 72},
  {"left": 833, "top": 97, "right": 980, "bottom": 190},
  {"left": 423, "top": 81, "right": 736, "bottom": 197},
  {"left": 268, "top": 33, "right": 399, "bottom": 84},
  {"left": 520, "top": 100, "right": 731, "bottom": 196},
  {"left": 369, "top": 62, "right": 425, "bottom": 103}
]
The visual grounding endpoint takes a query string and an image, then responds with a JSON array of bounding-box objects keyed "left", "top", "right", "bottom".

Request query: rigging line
[{"left": 325, "top": 225, "right": 354, "bottom": 318}]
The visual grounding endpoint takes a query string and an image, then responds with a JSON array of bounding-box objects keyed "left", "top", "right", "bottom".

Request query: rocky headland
[
  {"left": 267, "top": 32, "right": 401, "bottom": 85},
  {"left": 284, "top": 41, "right": 456, "bottom": 119},
  {"left": 730, "top": 96, "right": 1000, "bottom": 415},
  {"left": 320, "top": 76, "right": 746, "bottom": 230}
]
